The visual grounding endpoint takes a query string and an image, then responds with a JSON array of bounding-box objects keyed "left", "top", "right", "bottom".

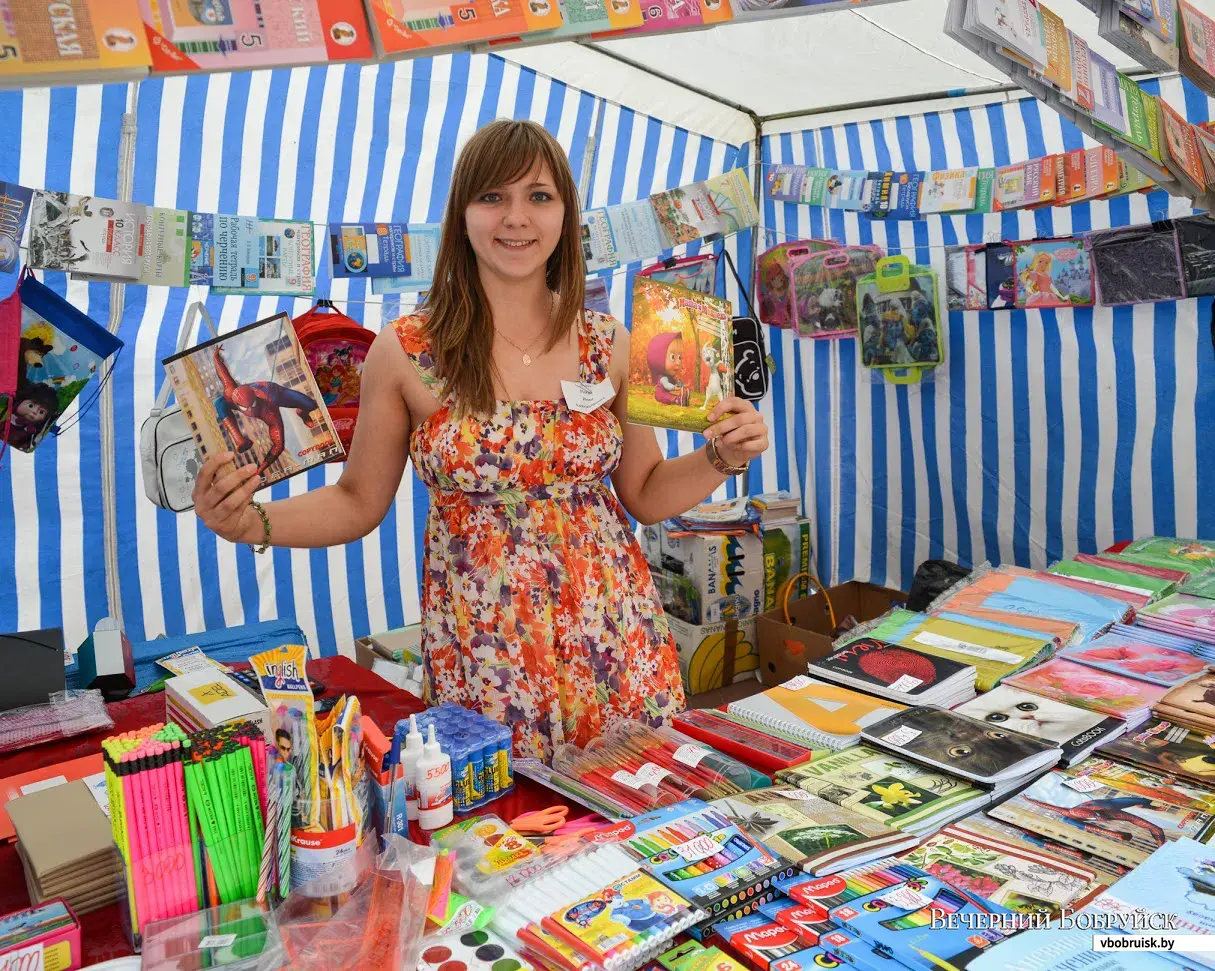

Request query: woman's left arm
[{"left": 609, "top": 321, "right": 769, "bottom": 525}]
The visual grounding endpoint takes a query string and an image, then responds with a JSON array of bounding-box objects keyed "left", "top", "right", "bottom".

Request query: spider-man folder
[{"left": 163, "top": 310, "right": 344, "bottom": 489}]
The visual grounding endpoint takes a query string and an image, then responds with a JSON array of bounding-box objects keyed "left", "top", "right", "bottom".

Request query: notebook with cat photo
[
  {"left": 861, "top": 706, "right": 1063, "bottom": 785},
  {"left": 954, "top": 684, "right": 1128, "bottom": 767},
  {"left": 725, "top": 676, "right": 907, "bottom": 751},
  {"left": 806, "top": 638, "right": 977, "bottom": 708}
]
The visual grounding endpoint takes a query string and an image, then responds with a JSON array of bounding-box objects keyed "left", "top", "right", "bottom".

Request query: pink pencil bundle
[{"left": 102, "top": 723, "right": 199, "bottom": 940}]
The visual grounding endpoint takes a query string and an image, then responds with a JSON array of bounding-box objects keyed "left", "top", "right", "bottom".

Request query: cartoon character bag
[
  {"left": 856, "top": 255, "right": 943, "bottom": 384},
  {"left": 5, "top": 269, "right": 122, "bottom": 453},
  {"left": 754, "top": 240, "right": 837, "bottom": 328},
  {"left": 293, "top": 300, "right": 374, "bottom": 458},
  {"left": 789, "top": 244, "right": 882, "bottom": 338},
  {"left": 1012, "top": 238, "right": 1094, "bottom": 309}
]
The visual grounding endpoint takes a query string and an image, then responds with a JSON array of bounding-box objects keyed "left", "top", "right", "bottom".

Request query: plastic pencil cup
[
  {"left": 139, "top": 899, "right": 282, "bottom": 971},
  {"left": 289, "top": 798, "right": 364, "bottom": 898},
  {"left": 119, "top": 841, "right": 201, "bottom": 949}
]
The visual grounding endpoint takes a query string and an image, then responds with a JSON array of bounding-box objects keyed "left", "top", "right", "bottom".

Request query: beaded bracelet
[{"left": 249, "top": 500, "right": 271, "bottom": 554}]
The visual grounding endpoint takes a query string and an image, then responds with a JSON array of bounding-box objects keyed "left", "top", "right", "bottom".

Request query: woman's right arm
[{"left": 192, "top": 327, "right": 414, "bottom": 549}]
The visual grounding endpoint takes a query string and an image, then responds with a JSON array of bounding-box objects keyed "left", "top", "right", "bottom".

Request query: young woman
[{"left": 193, "top": 119, "right": 770, "bottom": 760}]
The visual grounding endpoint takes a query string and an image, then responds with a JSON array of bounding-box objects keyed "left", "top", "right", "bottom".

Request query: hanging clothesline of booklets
[
  {"left": 758, "top": 144, "right": 1199, "bottom": 220},
  {"left": 0, "top": 170, "right": 759, "bottom": 300}
]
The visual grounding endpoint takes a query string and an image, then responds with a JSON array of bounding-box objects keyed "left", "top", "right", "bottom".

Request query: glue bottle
[
  {"left": 417, "top": 724, "right": 454, "bottom": 830},
  {"left": 401, "top": 714, "right": 425, "bottom": 822}
]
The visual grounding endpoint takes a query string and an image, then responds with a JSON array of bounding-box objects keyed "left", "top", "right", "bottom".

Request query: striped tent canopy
[
  {"left": 0, "top": 53, "right": 756, "bottom": 656},
  {"left": 759, "top": 76, "right": 1215, "bottom": 593}
]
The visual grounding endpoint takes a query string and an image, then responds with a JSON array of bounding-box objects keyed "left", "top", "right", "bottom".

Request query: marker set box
[{"left": 491, "top": 844, "right": 702, "bottom": 971}]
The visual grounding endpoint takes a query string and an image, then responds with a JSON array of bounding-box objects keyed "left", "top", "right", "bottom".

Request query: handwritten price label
[
  {"left": 674, "top": 833, "right": 721, "bottom": 863},
  {"left": 0, "top": 944, "right": 43, "bottom": 971}
]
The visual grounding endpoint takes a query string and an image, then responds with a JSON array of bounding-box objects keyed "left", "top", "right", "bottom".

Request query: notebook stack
[
  {"left": 861, "top": 706, "right": 1062, "bottom": 795},
  {"left": 1153, "top": 673, "right": 1215, "bottom": 733},
  {"left": 724, "top": 676, "right": 905, "bottom": 751},
  {"left": 1003, "top": 658, "right": 1168, "bottom": 728},
  {"left": 711, "top": 787, "right": 920, "bottom": 875},
  {"left": 7, "top": 781, "right": 123, "bottom": 915},
  {"left": 807, "top": 637, "right": 977, "bottom": 707},
  {"left": 954, "top": 684, "right": 1128, "bottom": 766}
]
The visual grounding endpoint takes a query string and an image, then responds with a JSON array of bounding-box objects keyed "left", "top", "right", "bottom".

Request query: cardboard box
[
  {"left": 668, "top": 616, "right": 759, "bottom": 695},
  {"left": 354, "top": 625, "right": 422, "bottom": 670},
  {"left": 755, "top": 581, "right": 908, "bottom": 686},
  {"left": 653, "top": 566, "right": 763, "bottom": 626},
  {"left": 657, "top": 521, "right": 813, "bottom": 595}
]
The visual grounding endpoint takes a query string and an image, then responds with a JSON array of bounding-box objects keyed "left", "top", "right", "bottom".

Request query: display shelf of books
[
  {"left": 0, "top": 0, "right": 912, "bottom": 90},
  {"left": 944, "top": 0, "right": 1215, "bottom": 212}
]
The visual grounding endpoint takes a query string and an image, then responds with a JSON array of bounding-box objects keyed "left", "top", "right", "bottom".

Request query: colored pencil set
[{"left": 103, "top": 720, "right": 279, "bottom": 939}]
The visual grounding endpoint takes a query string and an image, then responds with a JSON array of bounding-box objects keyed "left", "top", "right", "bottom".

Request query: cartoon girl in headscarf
[{"left": 647, "top": 332, "right": 689, "bottom": 406}]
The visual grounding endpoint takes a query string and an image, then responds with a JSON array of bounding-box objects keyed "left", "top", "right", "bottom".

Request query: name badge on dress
[{"left": 561, "top": 378, "right": 615, "bottom": 414}]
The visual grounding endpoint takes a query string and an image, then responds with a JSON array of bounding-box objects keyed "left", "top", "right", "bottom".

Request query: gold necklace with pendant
[{"left": 496, "top": 292, "right": 555, "bottom": 367}]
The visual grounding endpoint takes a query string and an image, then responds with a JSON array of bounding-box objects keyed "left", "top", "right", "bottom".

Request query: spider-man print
[{"left": 212, "top": 344, "right": 322, "bottom": 474}]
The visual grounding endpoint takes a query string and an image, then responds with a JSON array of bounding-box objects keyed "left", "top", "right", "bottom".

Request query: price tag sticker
[
  {"left": 888, "top": 674, "right": 924, "bottom": 693},
  {"left": 673, "top": 743, "right": 711, "bottom": 767},
  {"left": 561, "top": 378, "right": 615, "bottom": 414},
  {"left": 611, "top": 769, "right": 641, "bottom": 789},
  {"left": 881, "top": 886, "right": 935, "bottom": 911},
  {"left": 881, "top": 726, "right": 922, "bottom": 747},
  {"left": 1064, "top": 775, "right": 1105, "bottom": 793},
  {"left": 632, "top": 762, "right": 672, "bottom": 788},
  {"left": 200, "top": 934, "right": 238, "bottom": 949},
  {"left": 674, "top": 834, "right": 721, "bottom": 863},
  {"left": 781, "top": 675, "right": 813, "bottom": 691},
  {"left": 774, "top": 788, "right": 817, "bottom": 801}
]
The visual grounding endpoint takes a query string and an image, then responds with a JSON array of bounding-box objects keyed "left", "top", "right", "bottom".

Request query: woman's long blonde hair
[{"left": 423, "top": 119, "right": 586, "bottom": 414}]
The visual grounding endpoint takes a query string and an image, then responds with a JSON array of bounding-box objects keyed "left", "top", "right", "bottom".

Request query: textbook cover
[
  {"left": 163, "top": 311, "right": 344, "bottom": 488},
  {"left": 0, "top": 1, "right": 151, "bottom": 86},
  {"left": 137, "top": 0, "right": 372, "bottom": 72}
]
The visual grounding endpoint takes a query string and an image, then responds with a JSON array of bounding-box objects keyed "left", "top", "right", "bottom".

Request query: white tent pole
[
  {"left": 99, "top": 81, "right": 139, "bottom": 631},
  {"left": 578, "top": 97, "right": 604, "bottom": 209}
]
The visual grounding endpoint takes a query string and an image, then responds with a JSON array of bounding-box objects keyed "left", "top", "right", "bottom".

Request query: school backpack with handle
[{"left": 140, "top": 301, "right": 217, "bottom": 512}]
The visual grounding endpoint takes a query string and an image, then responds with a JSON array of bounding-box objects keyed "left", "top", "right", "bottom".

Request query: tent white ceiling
[{"left": 503, "top": 0, "right": 1142, "bottom": 143}]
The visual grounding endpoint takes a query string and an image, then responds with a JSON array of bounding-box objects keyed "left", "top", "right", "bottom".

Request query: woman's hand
[
  {"left": 704, "top": 397, "right": 770, "bottom": 468},
  {"left": 192, "top": 453, "right": 264, "bottom": 545}
]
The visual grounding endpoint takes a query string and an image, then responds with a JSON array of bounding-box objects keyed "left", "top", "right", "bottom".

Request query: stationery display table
[{"left": 0, "top": 655, "right": 575, "bottom": 965}]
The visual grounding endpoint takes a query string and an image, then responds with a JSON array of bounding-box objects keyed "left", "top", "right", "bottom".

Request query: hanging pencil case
[
  {"left": 754, "top": 240, "right": 837, "bottom": 328},
  {"left": 1089, "top": 222, "right": 1186, "bottom": 306},
  {"left": 637, "top": 254, "right": 719, "bottom": 296},
  {"left": 856, "top": 255, "right": 943, "bottom": 384},
  {"left": 1012, "top": 238, "right": 1094, "bottom": 309},
  {"left": 789, "top": 244, "right": 882, "bottom": 338},
  {"left": 945, "top": 244, "right": 987, "bottom": 311}
]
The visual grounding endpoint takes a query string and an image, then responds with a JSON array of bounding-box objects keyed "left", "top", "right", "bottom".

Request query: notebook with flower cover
[{"left": 1003, "top": 658, "right": 1168, "bottom": 725}]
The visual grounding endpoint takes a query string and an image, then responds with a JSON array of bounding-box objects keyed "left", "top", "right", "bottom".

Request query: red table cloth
[{"left": 0, "top": 655, "right": 574, "bottom": 966}]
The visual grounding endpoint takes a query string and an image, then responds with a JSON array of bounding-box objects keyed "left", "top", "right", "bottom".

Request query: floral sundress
[{"left": 393, "top": 309, "right": 687, "bottom": 761}]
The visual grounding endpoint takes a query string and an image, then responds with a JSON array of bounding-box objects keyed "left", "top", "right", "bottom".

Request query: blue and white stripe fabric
[
  {"left": 760, "top": 76, "right": 1215, "bottom": 593},
  {"left": 0, "top": 53, "right": 755, "bottom": 655}
]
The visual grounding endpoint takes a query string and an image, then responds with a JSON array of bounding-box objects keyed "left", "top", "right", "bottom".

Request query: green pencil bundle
[{"left": 182, "top": 720, "right": 269, "bottom": 907}]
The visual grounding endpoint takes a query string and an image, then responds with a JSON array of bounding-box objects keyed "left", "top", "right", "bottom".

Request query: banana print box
[{"left": 668, "top": 617, "right": 759, "bottom": 695}]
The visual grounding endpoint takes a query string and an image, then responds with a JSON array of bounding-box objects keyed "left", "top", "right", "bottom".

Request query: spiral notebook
[{"left": 725, "top": 676, "right": 906, "bottom": 750}]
